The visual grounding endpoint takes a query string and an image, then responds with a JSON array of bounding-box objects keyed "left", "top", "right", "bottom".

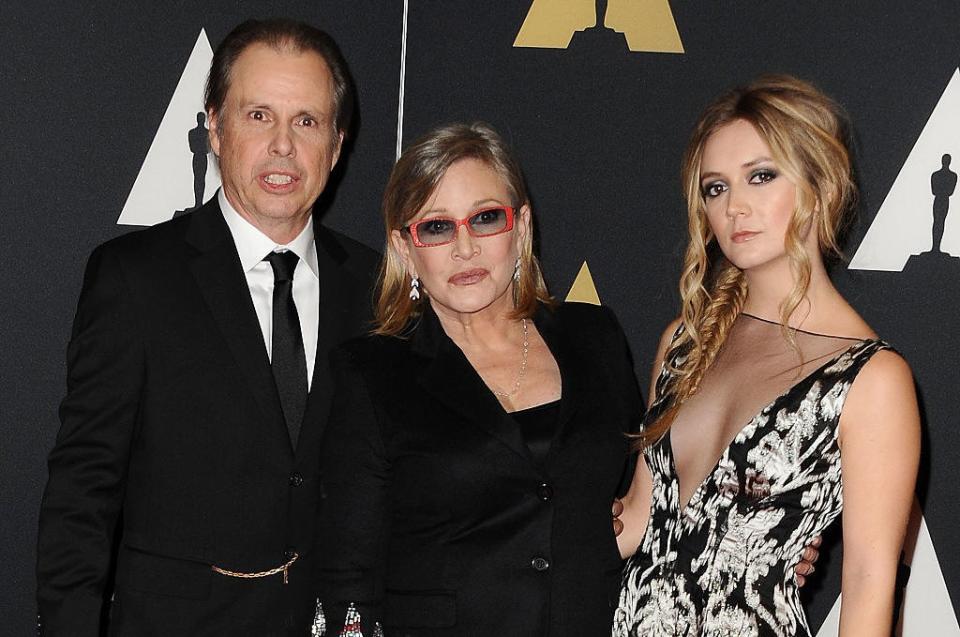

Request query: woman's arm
[
  {"left": 616, "top": 319, "right": 680, "bottom": 558},
  {"left": 315, "top": 346, "right": 391, "bottom": 633},
  {"left": 837, "top": 350, "right": 920, "bottom": 637},
  {"left": 617, "top": 457, "right": 653, "bottom": 559}
]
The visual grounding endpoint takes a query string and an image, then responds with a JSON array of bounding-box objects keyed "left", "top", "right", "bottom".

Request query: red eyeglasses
[{"left": 404, "top": 206, "right": 516, "bottom": 247}]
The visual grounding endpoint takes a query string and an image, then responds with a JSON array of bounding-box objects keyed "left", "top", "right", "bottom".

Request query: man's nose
[{"left": 269, "top": 123, "right": 296, "bottom": 157}]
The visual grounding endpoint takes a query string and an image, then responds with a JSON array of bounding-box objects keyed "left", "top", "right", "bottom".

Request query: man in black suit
[{"left": 36, "top": 19, "right": 378, "bottom": 636}]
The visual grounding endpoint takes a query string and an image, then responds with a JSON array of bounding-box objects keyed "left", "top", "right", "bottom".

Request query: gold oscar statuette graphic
[
  {"left": 565, "top": 261, "right": 602, "bottom": 305},
  {"left": 514, "top": 0, "right": 684, "bottom": 53}
]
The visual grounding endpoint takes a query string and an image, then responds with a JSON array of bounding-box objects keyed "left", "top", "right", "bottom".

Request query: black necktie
[{"left": 264, "top": 251, "right": 307, "bottom": 447}]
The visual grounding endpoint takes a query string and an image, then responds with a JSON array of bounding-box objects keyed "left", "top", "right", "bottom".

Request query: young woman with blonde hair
[{"left": 614, "top": 76, "right": 920, "bottom": 636}]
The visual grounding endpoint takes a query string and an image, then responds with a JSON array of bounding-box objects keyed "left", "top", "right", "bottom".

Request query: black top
[
  {"left": 511, "top": 400, "right": 561, "bottom": 468},
  {"left": 316, "top": 302, "right": 645, "bottom": 636}
]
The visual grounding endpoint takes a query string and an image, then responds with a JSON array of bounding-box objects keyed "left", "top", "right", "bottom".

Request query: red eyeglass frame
[{"left": 403, "top": 206, "right": 516, "bottom": 247}]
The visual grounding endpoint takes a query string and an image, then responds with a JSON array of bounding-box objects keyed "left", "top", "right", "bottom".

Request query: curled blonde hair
[
  {"left": 639, "top": 74, "right": 857, "bottom": 447},
  {"left": 374, "top": 122, "right": 552, "bottom": 336}
]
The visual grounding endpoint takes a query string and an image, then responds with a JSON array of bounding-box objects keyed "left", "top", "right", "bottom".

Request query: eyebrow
[
  {"left": 419, "top": 198, "right": 506, "bottom": 216},
  {"left": 240, "top": 102, "right": 329, "bottom": 119},
  {"left": 700, "top": 156, "right": 775, "bottom": 183}
]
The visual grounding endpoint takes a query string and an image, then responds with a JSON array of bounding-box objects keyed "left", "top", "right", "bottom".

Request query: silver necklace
[{"left": 492, "top": 318, "right": 529, "bottom": 398}]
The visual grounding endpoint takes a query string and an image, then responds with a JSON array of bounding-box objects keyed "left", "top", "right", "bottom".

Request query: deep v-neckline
[{"left": 664, "top": 337, "right": 875, "bottom": 518}]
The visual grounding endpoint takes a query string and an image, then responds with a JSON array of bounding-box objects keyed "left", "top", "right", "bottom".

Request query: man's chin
[{"left": 247, "top": 201, "right": 312, "bottom": 223}]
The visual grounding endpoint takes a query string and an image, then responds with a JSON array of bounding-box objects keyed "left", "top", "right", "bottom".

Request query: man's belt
[{"left": 210, "top": 552, "right": 298, "bottom": 584}]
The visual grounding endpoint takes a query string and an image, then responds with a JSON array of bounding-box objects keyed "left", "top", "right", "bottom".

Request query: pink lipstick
[{"left": 448, "top": 268, "right": 489, "bottom": 285}]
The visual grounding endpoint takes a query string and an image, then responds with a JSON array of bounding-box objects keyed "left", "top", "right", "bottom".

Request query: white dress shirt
[{"left": 219, "top": 190, "right": 319, "bottom": 391}]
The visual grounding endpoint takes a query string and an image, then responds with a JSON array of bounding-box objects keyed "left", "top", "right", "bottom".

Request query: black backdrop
[{"left": 3, "top": 2, "right": 959, "bottom": 634}]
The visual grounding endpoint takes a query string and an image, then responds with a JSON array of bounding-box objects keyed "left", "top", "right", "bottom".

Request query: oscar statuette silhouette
[
  {"left": 903, "top": 153, "right": 960, "bottom": 274},
  {"left": 569, "top": 0, "right": 629, "bottom": 53},
  {"left": 175, "top": 111, "right": 210, "bottom": 217}
]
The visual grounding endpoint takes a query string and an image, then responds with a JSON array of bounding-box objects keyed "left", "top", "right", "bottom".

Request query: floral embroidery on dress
[{"left": 614, "top": 326, "right": 889, "bottom": 637}]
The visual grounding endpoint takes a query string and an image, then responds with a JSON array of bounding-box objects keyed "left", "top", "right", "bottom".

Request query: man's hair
[{"left": 205, "top": 18, "right": 355, "bottom": 136}]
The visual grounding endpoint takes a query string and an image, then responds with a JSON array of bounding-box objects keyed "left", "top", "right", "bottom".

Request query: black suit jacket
[
  {"left": 36, "top": 200, "right": 379, "bottom": 637},
  {"left": 317, "top": 302, "right": 644, "bottom": 636}
]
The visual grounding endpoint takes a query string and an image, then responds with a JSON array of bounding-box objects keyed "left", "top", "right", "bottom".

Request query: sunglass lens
[
  {"left": 416, "top": 219, "right": 456, "bottom": 245},
  {"left": 468, "top": 208, "right": 508, "bottom": 236}
]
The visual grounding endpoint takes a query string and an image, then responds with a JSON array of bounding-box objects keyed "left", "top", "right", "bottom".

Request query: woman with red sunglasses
[{"left": 312, "top": 121, "right": 642, "bottom": 636}]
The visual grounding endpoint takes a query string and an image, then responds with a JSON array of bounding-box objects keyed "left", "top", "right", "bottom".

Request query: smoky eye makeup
[
  {"left": 701, "top": 180, "right": 726, "bottom": 198},
  {"left": 749, "top": 167, "right": 778, "bottom": 183}
]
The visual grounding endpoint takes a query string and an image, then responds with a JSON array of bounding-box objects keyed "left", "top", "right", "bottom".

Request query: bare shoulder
[
  {"left": 846, "top": 349, "right": 916, "bottom": 410},
  {"left": 849, "top": 348, "right": 914, "bottom": 397},
  {"left": 839, "top": 347, "right": 919, "bottom": 443}
]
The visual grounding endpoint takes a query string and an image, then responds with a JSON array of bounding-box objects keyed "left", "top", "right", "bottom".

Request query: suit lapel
[
  {"left": 412, "top": 308, "right": 534, "bottom": 464},
  {"left": 185, "top": 202, "right": 289, "bottom": 451},
  {"left": 533, "top": 305, "right": 585, "bottom": 464},
  {"left": 296, "top": 223, "right": 358, "bottom": 458}
]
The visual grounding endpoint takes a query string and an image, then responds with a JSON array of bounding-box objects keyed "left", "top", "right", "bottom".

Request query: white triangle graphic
[
  {"left": 815, "top": 501, "right": 960, "bottom": 636},
  {"left": 849, "top": 68, "right": 960, "bottom": 271},
  {"left": 117, "top": 29, "right": 221, "bottom": 226}
]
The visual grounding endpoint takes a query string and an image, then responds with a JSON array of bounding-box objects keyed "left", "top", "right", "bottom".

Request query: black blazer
[
  {"left": 317, "top": 302, "right": 644, "bottom": 636},
  {"left": 36, "top": 200, "right": 379, "bottom": 637}
]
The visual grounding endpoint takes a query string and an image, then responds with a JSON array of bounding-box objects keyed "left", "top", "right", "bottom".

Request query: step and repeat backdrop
[{"left": 2, "top": 1, "right": 958, "bottom": 634}]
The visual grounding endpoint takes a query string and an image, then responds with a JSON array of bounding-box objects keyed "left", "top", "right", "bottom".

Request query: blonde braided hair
[{"left": 637, "top": 75, "right": 856, "bottom": 448}]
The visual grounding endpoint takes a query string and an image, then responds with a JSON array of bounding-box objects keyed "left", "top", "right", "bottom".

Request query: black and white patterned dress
[{"left": 614, "top": 316, "right": 889, "bottom": 637}]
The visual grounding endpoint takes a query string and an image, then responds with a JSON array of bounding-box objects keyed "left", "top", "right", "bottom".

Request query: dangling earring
[
  {"left": 512, "top": 257, "right": 522, "bottom": 308},
  {"left": 409, "top": 273, "right": 421, "bottom": 301}
]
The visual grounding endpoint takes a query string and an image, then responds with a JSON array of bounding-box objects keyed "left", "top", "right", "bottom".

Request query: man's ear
[
  {"left": 207, "top": 109, "right": 221, "bottom": 157},
  {"left": 330, "top": 130, "right": 345, "bottom": 170}
]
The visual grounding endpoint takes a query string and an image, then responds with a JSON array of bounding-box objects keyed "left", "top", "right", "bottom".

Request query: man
[{"left": 36, "top": 19, "right": 379, "bottom": 636}]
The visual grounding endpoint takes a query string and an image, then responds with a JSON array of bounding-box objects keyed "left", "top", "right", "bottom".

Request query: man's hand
[{"left": 795, "top": 535, "right": 822, "bottom": 587}]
